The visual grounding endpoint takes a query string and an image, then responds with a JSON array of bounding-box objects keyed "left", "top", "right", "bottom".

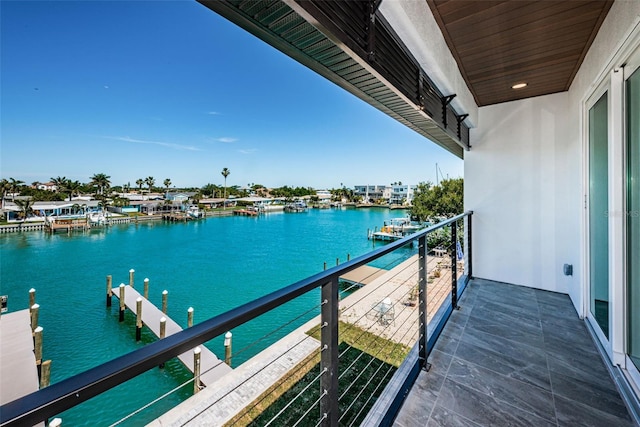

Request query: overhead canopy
[
  {"left": 198, "top": 0, "right": 470, "bottom": 158},
  {"left": 199, "top": 0, "right": 612, "bottom": 156}
]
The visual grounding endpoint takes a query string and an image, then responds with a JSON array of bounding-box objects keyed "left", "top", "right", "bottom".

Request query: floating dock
[
  {"left": 0, "top": 310, "right": 41, "bottom": 406},
  {"left": 339, "top": 265, "right": 387, "bottom": 287},
  {"left": 110, "top": 285, "right": 232, "bottom": 385}
]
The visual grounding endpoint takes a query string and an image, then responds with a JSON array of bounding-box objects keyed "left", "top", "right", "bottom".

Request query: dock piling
[
  {"left": 40, "top": 360, "right": 51, "bottom": 388},
  {"left": 324, "top": 262, "right": 327, "bottom": 271},
  {"left": 144, "top": 278, "right": 149, "bottom": 299},
  {"left": 193, "top": 347, "right": 202, "bottom": 394},
  {"left": 224, "top": 331, "right": 232, "bottom": 367},
  {"left": 106, "top": 275, "right": 112, "bottom": 307},
  {"left": 159, "top": 317, "right": 167, "bottom": 368},
  {"left": 34, "top": 326, "right": 43, "bottom": 366},
  {"left": 30, "top": 304, "right": 39, "bottom": 333},
  {"left": 119, "top": 284, "right": 125, "bottom": 322},
  {"left": 162, "top": 290, "right": 168, "bottom": 314},
  {"left": 29, "top": 288, "right": 36, "bottom": 310},
  {"left": 129, "top": 269, "right": 135, "bottom": 288},
  {"left": 347, "top": 253, "right": 350, "bottom": 261},
  {"left": 336, "top": 257, "right": 339, "bottom": 266},
  {"left": 136, "top": 297, "right": 143, "bottom": 341},
  {"left": 187, "top": 307, "right": 194, "bottom": 328}
]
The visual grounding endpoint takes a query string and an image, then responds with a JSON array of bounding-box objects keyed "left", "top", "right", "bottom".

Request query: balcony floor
[{"left": 394, "top": 278, "right": 636, "bottom": 426}]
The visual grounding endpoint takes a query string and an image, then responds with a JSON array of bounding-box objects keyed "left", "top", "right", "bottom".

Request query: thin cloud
[
  {"left": 207, "top": 111, "right": 220, "bottom": 115},
  {"left": 238, "top": 148, "right": 257, "bottom": 154},
  {"left": 215, "top": 137, "right": 238, "bottom": 143},
  {"left": 106, "top": 136, "right": 200, "bottom": 151}
]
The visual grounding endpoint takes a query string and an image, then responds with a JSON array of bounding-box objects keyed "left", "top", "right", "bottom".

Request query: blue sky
[{"left": 1, "top": 0, "right": 463, "bottom": 190}]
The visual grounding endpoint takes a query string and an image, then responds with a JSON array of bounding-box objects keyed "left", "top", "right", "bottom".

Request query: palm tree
[
  {"left": 136, "top": 178, "right": 144, "bottom": 193},
  {"left": 14, "top": 199, "right": 34, "bottom": 225},
  {"left": 66, "top": 180, "right": 82, "bottom": 201},
  {"left": 1, "top": 179, "right": 10, "bottom": 210},
  {"left": 221, "top": 168, "right": 230, "bottom": 210},
  {"left": 9, "top": 178, "right": 24, "bottom": 202},
  {"left": 50, "top": 176, "right": 69, "bottom": 195},
  {"left": 163, "top": 178, "right": 172, "bottom": 192},
  {"left": 145, "top": 176, "right": 155, "bottom": 194},
  {"left": 90, "top": 173, "right": 111, "bottom": 196}
]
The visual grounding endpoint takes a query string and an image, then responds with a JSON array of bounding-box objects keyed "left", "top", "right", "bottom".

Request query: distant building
[
  {"left": 354, "top": 185, "right": 387, "bottom": 203},
  {"left": 165, "top": 192, "right": 197, "bottom": 202},
  {"left": 37, "top": 182, "right": 58, "bottom": 192},
  {"left": 389, "top": 184, "right": 417, "bottom": 205}
]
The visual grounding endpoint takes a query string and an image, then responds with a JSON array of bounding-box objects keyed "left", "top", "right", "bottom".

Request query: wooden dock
[
  {"left": 162, "top": 213, "right": 190, "bottom": 222},
  {"left": 46, "top": 218, "right": 90, "bottom": 233},
  {"left": 110, "top": 285, "right": 232, "bottom": 385},
  {"left": 233, "top": 209, "right": 258, "bottom": 216},
  {"left": 0, "top": 310, "right": 41, "bottom": 406},
  {"left": 340, "top": 265, "right": 387, "bottom": 287}
]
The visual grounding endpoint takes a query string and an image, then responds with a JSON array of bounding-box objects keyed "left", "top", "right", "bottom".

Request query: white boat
[{"left": 186, "top": 206, "right": 204, "bottom": 219}]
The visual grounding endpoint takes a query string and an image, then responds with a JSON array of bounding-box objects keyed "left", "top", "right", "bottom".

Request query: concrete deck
[{"left": 394, "top": 278, "right": 636, "bottom": 427}]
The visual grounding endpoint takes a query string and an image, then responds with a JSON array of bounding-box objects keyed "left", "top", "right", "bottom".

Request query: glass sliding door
[
  {"left": 628, "top": 66, "right": 640, "bottom": 369},
  {"left": 589, "top": 91, "right": 609, "bottom": 339}
]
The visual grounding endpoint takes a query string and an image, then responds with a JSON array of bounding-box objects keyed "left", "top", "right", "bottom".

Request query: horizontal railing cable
[
  {"left": 229, "top": 302, "right": 322, "bottom": 363},
  {"left": 180, "top": 331, "right": 322, "bottom": 426},
  {"left": 339, "top": 296, "right": 424, "bottom": 425},
  {"left": 338, "top": 297, "right": 418, "bottom": 400},
  {"left": 338, "top": 264, "right": 417, "bottom": 361},
  {"left": 262, "top": 367, "right": 326, "bottom": 427},
  {"left": 109, "top": 375, "right": 196, "bottom": 426},
  {"left": 228, "top": 346, "right": 322, "bottom": 426}
]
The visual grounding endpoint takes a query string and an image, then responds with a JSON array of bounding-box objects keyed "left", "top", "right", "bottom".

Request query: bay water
[{"left": 0, "top": 207, "right": 413, "bottom": 426}]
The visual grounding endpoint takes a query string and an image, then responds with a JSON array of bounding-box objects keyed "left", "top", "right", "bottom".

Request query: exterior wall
[
  {"left": 466, "top": 92, "right": 570, "bottom": 294},
  {"left": 466, "top": 1, "right": 640, "bottom": 313}
]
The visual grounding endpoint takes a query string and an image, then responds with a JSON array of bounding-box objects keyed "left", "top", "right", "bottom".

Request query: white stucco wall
[
  {"left": 465, "top": 1, "right": 640, "bottom": 313},
  {"left": 465, "top": 92, "right": 570, "bottom": 294}
]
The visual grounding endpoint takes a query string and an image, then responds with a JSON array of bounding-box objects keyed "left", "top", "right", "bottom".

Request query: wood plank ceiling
[{"left": 427, "top": 0, "right": 614, "bottom": 106}]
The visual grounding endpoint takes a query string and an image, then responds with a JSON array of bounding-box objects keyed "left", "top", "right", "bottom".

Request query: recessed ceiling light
[{"left": 512, "top": 82, "right": 527, "bottom": 89}]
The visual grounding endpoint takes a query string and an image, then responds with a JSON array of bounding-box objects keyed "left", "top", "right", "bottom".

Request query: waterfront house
[
  {"left": 354, "top": 184, "right": 388, "bottom": 203},
  {"left": 4, "top": 1, "right": 640, "bottom": 425},
  {"left": 389, "top": 184, "right": 417, "bottom": 206}
]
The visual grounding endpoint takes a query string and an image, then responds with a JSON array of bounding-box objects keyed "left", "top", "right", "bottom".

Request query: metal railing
[{"left": 0, "top": 211, "right": 473, "bottom": 427}]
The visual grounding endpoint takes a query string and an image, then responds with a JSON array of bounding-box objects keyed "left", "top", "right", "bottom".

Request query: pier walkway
[
  {"left": 0, "top": 310, "right": 40, "bottom": 406},
  {"left": 111, "top": 285, "right": 232, "bottom": 386}
]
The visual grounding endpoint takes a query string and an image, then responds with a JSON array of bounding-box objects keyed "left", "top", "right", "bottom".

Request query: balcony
[
  {"left": 394, "top": 278, "right": 635, "bottom": 426},
  {"left": 2, "top": 211, "right": 637, "bottom": 426}
]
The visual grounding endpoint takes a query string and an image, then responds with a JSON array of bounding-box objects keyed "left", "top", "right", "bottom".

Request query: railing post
[
  {"left": 418, "top": 235, "right": 428, "bottom": 370},
  {"left": 451, "top": 221, "right": 459, "bottom": 309},
  {"left": 320, "top": 276, "right": 339, "bottom": 426},
  {"left": 467, "top": 213, "right": 473, "bottom": 278}
]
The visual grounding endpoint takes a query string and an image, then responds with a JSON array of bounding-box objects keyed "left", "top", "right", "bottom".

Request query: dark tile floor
[{"left": 394, "top": 278, "right": 636, "bottom": 427}]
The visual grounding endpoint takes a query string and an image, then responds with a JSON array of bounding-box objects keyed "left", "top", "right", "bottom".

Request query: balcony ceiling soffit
[{"left": 426, "top": 0, "right": 614, "bottom": 106}]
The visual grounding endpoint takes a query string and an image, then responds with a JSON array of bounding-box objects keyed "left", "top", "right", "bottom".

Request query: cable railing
[{"left": 0, "top": 211, "right": 472, "bottom": 427}]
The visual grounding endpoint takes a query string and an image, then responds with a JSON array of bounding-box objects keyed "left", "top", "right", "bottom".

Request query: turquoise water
[{"left": 0, "top": 207, "right": 413, "bottom": 426}]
